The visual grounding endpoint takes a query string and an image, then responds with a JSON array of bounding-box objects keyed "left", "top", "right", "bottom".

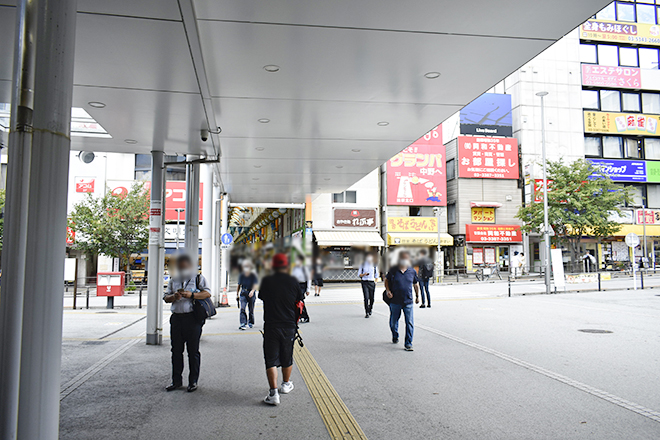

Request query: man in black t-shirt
[{"left": 259, "top": 253, "right": 304, "bottom": 405}]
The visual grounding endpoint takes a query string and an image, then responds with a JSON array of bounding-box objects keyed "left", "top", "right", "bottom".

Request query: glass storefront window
[
  {"left": 645, "top": 138, "right": 660, "bottom": 159},
  {"left": 643, "top": 93, "right": 660, "bottom": 113},
  {"left": 583, "top": 90, "right": 599, "bottom": 109},
  {"left": 623, "top": 93, "right": 641, "bottom": 112},
  {"left": 585, "top": 137, "right": 602, "bottom": 157},
  {"left": 639, "top": 48, "right": 659, "bottom": 69},
  {"left": 600, "top": 90, "right": 621, "bottom": 111},
  {"left": 603, "top": 136, "right": 624, "bottom": 158},
  {"left": 598, "top": 45, "right": 619, "bottom": 66}
]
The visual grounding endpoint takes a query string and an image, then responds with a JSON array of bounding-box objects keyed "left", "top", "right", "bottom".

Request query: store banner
[
  {"left": 387, "top": 125, "right": 446, "bottom": 206},
  {"left": 466, "top": 224, "right": 522, "bottom": 243},
  {"left": 580, "top": 19, "right": 660, "bottom": 46},
  {"left": 635, "top": 209, "right": 660, "bottom": 225},
  {"left": 333, "top": 208, "right": 377, "bottom": 228},
  {"left": 471, "top": 207, "right": 495, "bottom": 223},
  {"left": 457, "top": 136, "right": 519, "bottom": 179},
  {"left": 460, "top": 93, "right": 513, "bottom": 137},
  {"left": 108, "top": 180, "right": 203, "bottom": 221},
  {"left": 584, "top": 111, "right": 659, "bottom": 136},
  {"left": 387, "top": 216, "right": 437, "bottom": 233},
  {"left": 75, "top": 177, "right": 95, "bottom": 193},
  {"left": 588, "top": 159, "right": 647, "bottom": 182},
  {"left": 581, "top": 64, "right": 641, "bottom": 89}
]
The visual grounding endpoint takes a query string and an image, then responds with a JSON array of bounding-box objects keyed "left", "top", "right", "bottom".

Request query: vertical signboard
[{"left": 387, "top": 125, "right": 446, "bottom": 206}]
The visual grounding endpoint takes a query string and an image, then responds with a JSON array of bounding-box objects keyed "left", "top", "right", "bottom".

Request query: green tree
[
  {"left": 68, "top": 182, "right": 150, "bottom": 272},
  {"left": 516, "top": 159, "right": 632, "bottom": 271}
]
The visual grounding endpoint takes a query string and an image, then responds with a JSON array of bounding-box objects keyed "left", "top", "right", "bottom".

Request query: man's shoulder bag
[{"left": 192, "top": 274, "right": 217, "bottom": 322}]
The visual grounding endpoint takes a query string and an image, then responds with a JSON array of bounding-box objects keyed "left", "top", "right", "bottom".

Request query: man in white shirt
[{"left": 359, "top": 253, "right": 378, "bottom": 318}]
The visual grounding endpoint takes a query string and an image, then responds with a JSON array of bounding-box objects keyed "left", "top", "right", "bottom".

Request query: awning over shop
[
  {"left": 615, "top": 224, "right": 660, "bottom": 237},
  {"left": 470, "top": 201, "right": 503, "bottom": 208},
  {"left": 387, "top": 232, "right": 454, "bottom": 246},
  {"left": 314, "top": 230, "right": 385, "bottom": 247}
]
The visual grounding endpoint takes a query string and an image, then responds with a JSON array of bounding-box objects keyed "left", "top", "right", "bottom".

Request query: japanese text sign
[
  {"left": 387, "top": 217, "right": 437, "bottom": 233},
  {"left": 458, "top": 136, "right": 519, "bottom": 179},
  {"left": 333, "top": 209, "right": 377, "bottom": 229},
  {"left": 581, "top": 65, "right": 641, "bottom": 89},
  {"left": 471, "top": 207, "right": 495, "bottom": 223},
  {"left": 387, "top": 125, "right": 446, "bottom": 206},
  {"left": 75, "top": 177, "right": 95, "bottom": 193},
  {"left": 581, "top": 19, "right": 660, "bottom": 46},
  {"left": 108, "top": 180, "right": 203, "bottom": 221},
  {"left": 584, "top": 111, "right": 659, "bottom": 136},
  {"left": 466, "top": 224, "right": 522, "bottom": 243}
]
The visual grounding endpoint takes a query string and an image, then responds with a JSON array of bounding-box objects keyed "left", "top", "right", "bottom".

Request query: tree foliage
[
  {"left": 68, "top": 182, "right": 150, "bottom": 270},
  {"left": 516, "top": 159, "right": 632, "bottom": 270}
]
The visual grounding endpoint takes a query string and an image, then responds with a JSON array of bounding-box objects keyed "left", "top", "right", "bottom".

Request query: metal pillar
[
  {"left": 184, "top": 155, "right": 200, "bottom": 261},
  {"left": 201, "top": 165, "right": 213, "bottom": 280},
  {"left": 146, "top": 151, "right": 165, "bottom": 345},
  {"left": 212, "top": 184, "right": 222, "bottom": 304},
  {"left": 537, "top": 91, "right": 552, "bottom": 295},
  {"left": 0, "top": 1, "right": 78, "bottom": 438},
  {"left": 220, "top": 193, "right": 229, "bottom": 292}
]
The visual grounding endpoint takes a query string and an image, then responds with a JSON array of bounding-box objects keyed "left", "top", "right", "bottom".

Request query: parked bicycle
[{"left": 475, "top": 264, "right": 503, "bottom": 282}]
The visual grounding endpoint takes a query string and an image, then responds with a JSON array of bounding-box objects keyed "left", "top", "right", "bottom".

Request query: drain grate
[
  {"left": 82, "top": 341, "right": 109, "bottom": 345},
  {"left": 578, "top": 329, "right": 613, "bottom": 334}
]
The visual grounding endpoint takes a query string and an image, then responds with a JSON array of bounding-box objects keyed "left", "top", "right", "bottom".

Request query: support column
[
  {"left": 201, "top": 165, "right": 213, "bottom": 281},
  {"left": 220, "top": 193, "right": 229, "bottom": 292},
  {"left": 212, "top": 184, "right": 222, "bottom": 304},
  {"left": 184, "top": 155, "right": 200, "bottom": 261},
  {"left": 0, "top": 1, "right": 78, "bottom": 438},
  {"left": 146, "top": 151, "right": 165, "bottom": 345}
]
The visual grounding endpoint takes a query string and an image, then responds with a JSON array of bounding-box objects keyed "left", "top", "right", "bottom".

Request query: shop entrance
[{"left": 472, "top": 245, "right": 511, "bottom": 272}]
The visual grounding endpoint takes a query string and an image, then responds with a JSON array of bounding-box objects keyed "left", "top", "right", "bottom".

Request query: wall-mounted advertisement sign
[
  {"left": 387, "top": 125, "right": 446, "bottom": 206},
  {"left": 635, "top": 209, "right": 660, "bottom": 225},
  {"left": 459, "top": 93, "right": 513, "bottom": 137},
  {"left": 581, "top": 65, "right": 641, "bottom": 89},
  {"left": 581, "top": 19, "right": 660, "bottom": 46},
  {"left": 387, "top": 216, "right": 437, "bottom": 233},
  {"left": 471, "top": 207, "right": 495, "bottom": 223},
  {"left": 466, "top": 224, "right": 522, "bottom": 243},
  {"left": 584, "top": 111, "right": 659, "bottom": 136},
  {"left": 588, "top": 159, "right": 648, "bottom": 182},
  {"left": 457, "top": 136, "right": 519, "bottom": 179},
  {"left": 75, "top": 177, "right": 95, "bottom": 193},
  {"left": 333, "top": 208, "right": 377, "bottom": 228},
  {"left": 108, "top": 180, "right": 203, "bottom": 221}
]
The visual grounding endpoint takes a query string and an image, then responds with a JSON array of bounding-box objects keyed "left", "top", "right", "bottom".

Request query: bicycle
[{"left": 475, "top": 264, "right": 503, "bottom": 282}]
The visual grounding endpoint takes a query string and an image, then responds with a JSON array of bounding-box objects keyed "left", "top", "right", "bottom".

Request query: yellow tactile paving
[{"left": 293, "top": 342, "right": 368, "bottom": 440}]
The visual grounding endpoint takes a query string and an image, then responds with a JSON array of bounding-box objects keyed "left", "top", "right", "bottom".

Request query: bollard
[
  {"left": 598, "top": 272, "right": 601, "bottom": 291},
  {"left": 139, "top": 287, "right": 143, "bottom": 309},
  {"left": 508, "top": 275, "right": 511, "bottom": 297},
  {"left": 86, "top": 287, "right": 90, "bottom": 309},
  {"left": 456, "top": 270, "right": 460, "bottom": 283},
  {"left": 641, "top": 270, "right": 645, "bottom": 290}
]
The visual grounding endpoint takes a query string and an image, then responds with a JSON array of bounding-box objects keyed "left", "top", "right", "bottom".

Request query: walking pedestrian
[
  {"left": 259, "top": 253, "right": 305, "bottom": 405},
  {"left": 416, "top": 249, "right": 433, "bottom": 308},
  {"left": 358, "top": 253, "right": 377, "bottom": 318},
  {"left": 291, "top": 255, "right": 311, "bottom": 323},
  {"left": 163, "top": 254, "right": 211, "bottom": 392},
  {"left": 312, "top": 257, "right": 324, "bottom": 297},
  {"left": 385, "top": 251, "right": 420, "bottom": 351},
  {"left": 237, "top": 260, "right": 258, "bottom": 330}
]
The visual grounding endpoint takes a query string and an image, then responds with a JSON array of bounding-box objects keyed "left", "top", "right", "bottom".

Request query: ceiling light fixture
[
  {"left": 254, "top": 165, "right": 262, "bottom": 168},
  {"left": 263, "top": 65, "right": 280, "bottom": 72},
  {"left": 352, "top": 149, "right": 361, "bottom": 152},
  {"left": 252, "top": 177, "right": 260, "bottom": 181},
  {"left": 88, "top": 101, "right": 106, "bottom": 108},
  {"left": 255, "top": 147, "right": 265, "bottom": 151},
  {"left": 336, "top": 165, "right": 343, "bottom": 169},
  {"left": 424, "top": 72, "right": 441, "bottom": 79},
  {"left": 258, "top": 118, "right": 270, "bottom": 124},
  {"left": 377, "top": 121, "right": 389, "bottom": 126},
  {"left": 324, "top": 178, "right": 331, "bottom": 181},
  {"left": 124, "top": 139, "right": 138, "bottom": 144}
]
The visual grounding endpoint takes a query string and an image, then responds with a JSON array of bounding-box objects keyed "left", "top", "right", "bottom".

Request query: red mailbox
[{"left": 97, "top": 272, "right": 125, "bottom": 297}]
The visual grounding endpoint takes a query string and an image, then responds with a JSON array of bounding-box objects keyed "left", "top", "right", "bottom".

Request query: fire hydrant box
[{"left": 97, "top": 272, "right": 125, "bottom": 297}]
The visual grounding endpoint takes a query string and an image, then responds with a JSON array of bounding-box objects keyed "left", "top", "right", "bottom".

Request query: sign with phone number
[{"left": 581, "top": 19, "right": 660, "bottom": 47}]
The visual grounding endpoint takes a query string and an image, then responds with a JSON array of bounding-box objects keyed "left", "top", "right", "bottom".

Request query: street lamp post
[
  {"left": 175, "top": 208, "right": 185, "bottom": 250},
  {"left": 537, "top": 91, "right": 552, "bottom": 295}
]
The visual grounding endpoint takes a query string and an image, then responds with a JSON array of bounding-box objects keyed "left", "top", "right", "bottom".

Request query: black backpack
[{"left": 421, "top": 261, "right": 434, "bottom": 278}]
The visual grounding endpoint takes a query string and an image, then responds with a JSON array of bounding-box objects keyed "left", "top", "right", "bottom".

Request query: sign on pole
[
  {"left": 221, "top": 232, "right": 233, "bottom": 249},
  {"left": 625, "top": 232, "right": 640, "bottom": 248}
]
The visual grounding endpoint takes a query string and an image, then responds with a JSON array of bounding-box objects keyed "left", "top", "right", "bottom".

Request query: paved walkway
[{"left": 59, "top": 286, "right": 660, "bottom": 439}]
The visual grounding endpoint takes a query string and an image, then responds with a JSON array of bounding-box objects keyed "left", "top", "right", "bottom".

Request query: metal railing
[{"left": 65, "top": 275, "right": 148, "bottom": 310}]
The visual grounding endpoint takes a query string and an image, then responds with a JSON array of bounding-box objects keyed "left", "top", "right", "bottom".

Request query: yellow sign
[
  {"left": 471, "top": 207, "right": 495, "bottom": 223},
  {"left": 584, "top": 111, "right": 660, "bottom": 136},
  {"left": 387, "top": 217, "right": 437, "bottom": 233},
  {"left": 387, "top": 233, "right": 454, "bottom": 246},
  {"left": 581, "top": 19, "right": 660, "bottom": 46}
]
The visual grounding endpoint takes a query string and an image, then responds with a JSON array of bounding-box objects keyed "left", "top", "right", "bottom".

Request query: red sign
[
  {"left": 108, "top": 181, "right": 203, "bottom": 221},
  {"left": 75, "top": 177, "right": 95, "bottom": 193},
  {"left": 458, "top": 136, "right": 519, "bottom": 179},
  {"left": 581, "top": 65, "right": 640, "bottom": 89},
  {"left": 466, "top": 224, "right": 522, "bottom": 243},
  {"left": 387, "top": 125, "right": 446, "bottom": 206},
  {"left": 66, "top": 227, "right": 75, "bottom": 245}
]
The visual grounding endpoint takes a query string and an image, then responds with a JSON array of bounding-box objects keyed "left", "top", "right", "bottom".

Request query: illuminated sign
[{"left": 466, "top": 224, "right": 522, "bottom": 243}]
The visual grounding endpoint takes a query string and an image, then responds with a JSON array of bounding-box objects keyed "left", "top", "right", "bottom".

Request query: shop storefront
[
  {"left": 465, "top": 224, "right": 522, "bottom": 272},
  {"left": 386, "top": 216, "right": 453, "bottom": 248}
]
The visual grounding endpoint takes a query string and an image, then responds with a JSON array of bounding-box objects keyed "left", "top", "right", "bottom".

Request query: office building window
[
  {"left": 645, "top": 138, "right": 660, "bottom": 159},
  {"left": 625, "top": 184, "right": 646, "bottom": 207},
  {"left": 447, "top": 158, "right": 456, "bottom": 180},
  {"left": 580, "top": 44, "right": 597, "bottom": 63},
  {"left": 643, "top": 93, "right": 660, "bottom": 113},
  {"left": 616, "top": 1, "right": 636, "bottom": 21},
  {"left": 596, "top": 3, "right": 616, "bottom": 20},
  {"left": 583, "top": 90, "right": 599, "bottom": 109},
  {"left": 585, "top": 137, "right": 602, "bottom": 157},
  {"left": 637, "top": 3, "right": 657, "bottom": 23},
  {"left": 597, "top": 45, "right": 619, "bottom": 66},
  {"left": 647, "top": 184, "right": 660, "bottom": 209},
  {"left": 640, "top": 48, "right": 659, "bottom": 69},
  {"left": 625, "top": 138, "right": 642, "bottom": 158},
  {"left": 623, "top": 93, "right": 641, "bottom": 112},
  {"left": 332, "top": 190, "right": 357, "bottom": 203},
  {"left": 448, "top": 203, "right": 456, "bottom": 225},
  {"left": 619, "top": 47, "right": 639, "bottom": 66},
  {"left": 601, "top": 90, "right": 621, "bottom": 111},
  {"left": 603, "top": 136, "right": 624, "bottom": 158}
]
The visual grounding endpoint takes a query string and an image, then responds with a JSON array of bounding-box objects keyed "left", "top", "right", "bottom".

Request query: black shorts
[
  {"left": 313, "top": 278, "right": 324, "bottom": 287},
  {"left": 263, "top": 327, "right": 297, "bottom": 369}
]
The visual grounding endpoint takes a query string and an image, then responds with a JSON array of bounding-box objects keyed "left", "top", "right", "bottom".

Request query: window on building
[
  {"left": 625, "top": 138, "right": 642, "bottom": 158},
  {"left": 619, "top": 47, "right": 639, "bottom": 67},
  {"left": 448, "top": 203, "right": 456, "bottom": 225},
  {"left": 332, "top": 193, "right": 344, "bottom": 203},
  {"left": 645, "top": 138, "right": 660, "bottom": 159},
  {"left": 625, "top": 184, "right": 646, "bottom": 207},
  {"left": 596, "top": 3, "right": 616, "bottom": 20},
  {"left": 637, "top": 3, "right": 657, "bottom": 23},
  {"left": 616, "top": 1, "right": 636, "bottom": 21},
  {"left": 603, "top": 136, "right": 624, "bottom": 158},
  {"left": 600, "top": 90, "right": 621, "bottom": 112},
  {"left": 622, "top": 93, "right": 641, "bottom": 112},
  {"left": 583, "top": 90, "right": 599, "bottom": 110},
  {"left": 447, "top": 158, "right": 456, "bottom": 180},
  {"left": 345, "top": 190, "right": 357, "bottom": 203},
  {"left": 640, "top": 48, "right": 659, "bottom": 69},
  {"left": 597, "top": 45, "right": 619, "bottom": 66},
  {"left": 332, "top": 190, "right": 357, "bottom": 203},
  {"left": 643, "top": 93, "right": 660, "bottom": 113},
  {"left": 580, "top": 44, "right": 597, "bottom": 64},
  {"left": 647, "top": 184, "right": 660, "bottom": 209},
  {"left": 585, "top": 137, "right": 603, "bottom": 157}
]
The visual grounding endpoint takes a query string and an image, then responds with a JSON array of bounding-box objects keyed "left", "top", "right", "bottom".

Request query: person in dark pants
[
  {"left": 385, "top": 250, "right": 420, "bottom": 351},
  {"left": 416, "top": 249, "right": 433, "bottom": 308},
  {"left": 291, "top": 255, "right": 310, "bottom": 323},
  {"left": 237, "top": 260, "right": 259, "bottom": 330},
  {"left": 259, "top": 253, "right": 305, "bottom": 405},
  {"left": 163, "top": 254, "right": 211, "bottom": 392},
  {"left": 358, "top": 253, "right": 378, "bottom": 318}
]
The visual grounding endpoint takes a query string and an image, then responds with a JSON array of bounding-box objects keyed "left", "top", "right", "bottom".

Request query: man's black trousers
[
  {"left": 170, "top": 312, "right": 203, "bottom": 386},
  {"left": 361, "top": 280, "right": 376, "bottom": 314}
]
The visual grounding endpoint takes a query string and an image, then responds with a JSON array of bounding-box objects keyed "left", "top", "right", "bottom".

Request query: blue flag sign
[{"left": 221, "top": 233, "right": 233, "bottom": 246}]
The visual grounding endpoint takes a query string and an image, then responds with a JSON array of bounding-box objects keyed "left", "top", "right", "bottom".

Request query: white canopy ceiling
[{"left": 0, "top": 0, "right": 611, "bottom": 203}]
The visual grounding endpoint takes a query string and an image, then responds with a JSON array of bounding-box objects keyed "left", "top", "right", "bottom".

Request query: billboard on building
[
  {"left": 457, "top": 136, "right": 519, "bottom": 179},
  {"left": 460, "top": 93, "right": 512, "bottom": 137},
  {"left": 387, "top": 217, "right": 437, "bottom": 233},
  {"left": 580, "top": 19, "right": 660, "bottom": 46},
  {"left": 386, "top": 125, "right": 446, "bottom": 206},
  {"left": 333, "top": 208, "right": 377, "bottom": 228},
  {"left": 581, "top": 65, "right": 641, "bottom": 89},
  {"left": 108, "top": 180, "right": 203, "bottom": 221},
  {"left": 588, "top": 159, "right": 660, "bottom": 183},
  {"left": 465, "top": 224, "right": 522, "bottom": 243},
  {"left": 75, "top": 177, "right": 95, "bottom": 193},
  {"left": 584, "top": 111, "right": 659, "bottom": 136}
]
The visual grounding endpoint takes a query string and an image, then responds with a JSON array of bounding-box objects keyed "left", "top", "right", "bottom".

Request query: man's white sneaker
[
  {"left": 264, "top": 392, "right": 280, "bottom": 405},
  {"left": 281, "top": 381, "right": 294, "bottom": 394}
]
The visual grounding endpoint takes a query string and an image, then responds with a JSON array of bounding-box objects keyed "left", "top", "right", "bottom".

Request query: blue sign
[
  {"left": 460, "top": 93, "right": 513, "bottom": 136},
  {"left": 588, "top": 159, "right": 647, "bottom": 182},
  {"left": 221, "top": 233, "right": 234, "bottom": 245}
]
